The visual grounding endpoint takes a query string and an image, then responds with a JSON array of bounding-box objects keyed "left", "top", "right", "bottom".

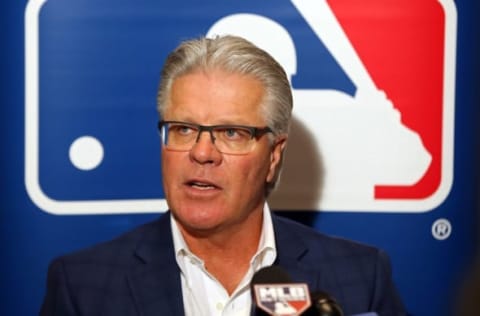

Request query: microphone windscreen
[
  {"left": 310, "top": 291, "right": 344, "bottom": 316},
  {"left": 251, "top": 265, "right": 292, "bottom": 287}
]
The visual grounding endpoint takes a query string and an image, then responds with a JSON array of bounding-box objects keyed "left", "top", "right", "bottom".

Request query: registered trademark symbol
[{"left": 431, "top": 218, "right": 452, "bottom": 240}]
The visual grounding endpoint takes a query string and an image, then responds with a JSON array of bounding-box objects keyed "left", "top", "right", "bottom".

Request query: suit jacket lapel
[
  {"left": 272, "top": 215, "right": 322, "bottom": 291},
  {"left": 127, "top": 214, "right": 184, "bottom": 316},
  {"left": 251, "top": 215, "right": 319, "bottom": 316}
]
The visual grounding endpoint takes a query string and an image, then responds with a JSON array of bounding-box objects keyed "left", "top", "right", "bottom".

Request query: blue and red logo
[{"left": 25, "top": 0, "right": 456, "bottom": 214}]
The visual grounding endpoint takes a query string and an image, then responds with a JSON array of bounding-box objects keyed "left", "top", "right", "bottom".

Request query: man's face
[{"left": 161, "top": 69, "right": 285, "bottom": 235}]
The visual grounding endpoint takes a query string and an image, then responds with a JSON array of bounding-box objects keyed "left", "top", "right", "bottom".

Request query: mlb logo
[
  {"left": 250, "top": 0, "right": 457, "bottom": 212},
  {"left": 24, "top": 0, "right": 456, "bottom": 214},
  {"left": 254, "top": 284, "right": 311, "bottom": 316}
]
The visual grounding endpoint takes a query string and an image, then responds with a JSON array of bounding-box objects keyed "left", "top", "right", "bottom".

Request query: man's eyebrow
[{"left": 171, "top": 119, "right": 257, "bottom": 126}]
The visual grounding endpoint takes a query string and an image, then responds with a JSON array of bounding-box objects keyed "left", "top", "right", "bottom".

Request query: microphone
[
  {"left": 251, "top": 266, "right": 311, "bottom": 315},
  {"left": 251, "top": 265, "right": 292, "bottom": 285},
  {"left": 251, "top": 266, "right": 344, "bottom": 316},
  {"left": 309, "top": 291, "right": 344, "bottom": 316}
]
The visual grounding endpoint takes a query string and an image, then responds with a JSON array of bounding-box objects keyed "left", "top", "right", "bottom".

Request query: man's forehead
[
  {"left": 165, "top": 71, "right": 266, "bottom": 124},
  {"left": 164, "top": 104, "right": 265, "bottom": 125}
]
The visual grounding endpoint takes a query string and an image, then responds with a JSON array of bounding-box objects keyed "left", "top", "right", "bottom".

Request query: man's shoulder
[
  {"left": 272, "top": 215, "right": 406, "bottom": 315},
  {"left": 273, "top": 214, "right": 381, "bottom": 260},
  {"left": 55, "top": 214, "right": 169, "bottom": 267},
  {"left": 41, "top": 215, "right": 178, "bottom": 315}
]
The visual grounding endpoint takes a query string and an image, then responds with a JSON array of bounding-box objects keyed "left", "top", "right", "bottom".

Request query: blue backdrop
[{"left": 1, "top": 1, "right": 479, "bottom": 315}]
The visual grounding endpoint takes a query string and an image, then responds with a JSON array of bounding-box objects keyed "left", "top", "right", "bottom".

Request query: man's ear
[{"left": 266, "top": 136, "right": 287, "bottom": 183}]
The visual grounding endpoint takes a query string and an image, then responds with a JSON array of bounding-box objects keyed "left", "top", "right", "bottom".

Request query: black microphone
[
  {"left": 251, "top": 265, "right": 292, "bottom": 285},
  {"left": 251, "top": 266, "right": 344, "bottom": 316},
  {"left": 309, "top": 291, "right": 344, "bottom": 316},
  {"left": 251, "top": 266, "right": 312, "bottom": 315}
]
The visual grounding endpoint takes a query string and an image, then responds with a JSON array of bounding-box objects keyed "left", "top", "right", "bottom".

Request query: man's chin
[{"left": 172, "top": 210, "right": 226, "bottom": 235}]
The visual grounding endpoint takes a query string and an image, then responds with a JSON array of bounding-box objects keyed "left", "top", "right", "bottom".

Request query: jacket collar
[
  {"left": 128, "top": 214, "right": 184, "bottom": 316},
  {"left": 271, "top": 214, "right": 321, "bottom": 289}
]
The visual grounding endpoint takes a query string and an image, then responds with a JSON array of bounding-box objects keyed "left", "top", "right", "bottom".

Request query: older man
[{"left": 40, "top": 36, "right": 406, "bottom": 316}]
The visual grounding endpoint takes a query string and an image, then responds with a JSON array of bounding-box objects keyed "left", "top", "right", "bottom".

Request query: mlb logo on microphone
[
  {"left": 25, "top": 0, "right": 456, "bottom": 214},
  {"left": 254, "top": 284, "right": 311, "bottom": 316}
]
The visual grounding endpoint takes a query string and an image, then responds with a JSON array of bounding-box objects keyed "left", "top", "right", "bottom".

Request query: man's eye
[
  {"left": 225, "top": 129, "right": 238, "bottom": 137},
  {"left": 171, "top": 125, "right": 195, "bottom": 135},
  {"left": 221, "top": 128, "right": 251, "bottom": 140}
]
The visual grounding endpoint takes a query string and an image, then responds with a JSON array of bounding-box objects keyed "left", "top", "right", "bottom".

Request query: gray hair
[{"left": 156, "top": 35, "right": 293, "bottom": 136}]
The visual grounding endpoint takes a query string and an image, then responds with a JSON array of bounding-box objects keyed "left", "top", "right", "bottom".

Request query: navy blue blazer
[{"left": 40, "top": 213, "right": 406, "bottom": 316}]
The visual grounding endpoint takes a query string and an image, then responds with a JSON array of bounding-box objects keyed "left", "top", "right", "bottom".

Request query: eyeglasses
[{"left": 158, "top": 120, "right": 274, "bottom": 154}]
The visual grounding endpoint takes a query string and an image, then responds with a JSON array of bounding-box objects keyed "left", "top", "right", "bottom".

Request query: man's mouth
[{"left": 186, "top": 180, "right": 219, "bottom": 190}]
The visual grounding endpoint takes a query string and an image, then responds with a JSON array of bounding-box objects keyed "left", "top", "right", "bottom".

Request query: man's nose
[{"left": 189, "top": 131, "right": 222, "bottom": 164}]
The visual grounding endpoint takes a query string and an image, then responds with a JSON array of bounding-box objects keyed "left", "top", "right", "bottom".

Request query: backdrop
[{"left": 1, "top": 0, "right": 479, "bottom": 315}]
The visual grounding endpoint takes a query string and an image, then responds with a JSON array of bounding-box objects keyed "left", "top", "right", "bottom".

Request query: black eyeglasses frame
[{"left": 157, "top": 120, "right": 273, "bottom": 145}]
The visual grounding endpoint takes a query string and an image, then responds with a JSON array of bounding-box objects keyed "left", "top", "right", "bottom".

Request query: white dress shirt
[{"left": 170, "top": 204, "right": 277, "bottom": 316}]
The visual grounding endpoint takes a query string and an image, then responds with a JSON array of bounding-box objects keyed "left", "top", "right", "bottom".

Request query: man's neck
[{"left": 177, "top": 209, "right": 264, "bottom": 294}]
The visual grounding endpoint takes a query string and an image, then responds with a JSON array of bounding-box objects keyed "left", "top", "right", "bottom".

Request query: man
[{"left": 40, "top": 35, "right": 406, "bottom": 315}]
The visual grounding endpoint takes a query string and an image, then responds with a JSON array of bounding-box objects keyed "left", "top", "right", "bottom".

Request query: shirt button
[{"left": 216, "top": 302, "right": 224, "bottom": 311}]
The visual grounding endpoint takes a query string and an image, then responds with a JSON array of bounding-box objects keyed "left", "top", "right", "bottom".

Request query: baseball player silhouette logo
[{"left": 25, "top": 0, "right": 456, "bottom": 214}]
